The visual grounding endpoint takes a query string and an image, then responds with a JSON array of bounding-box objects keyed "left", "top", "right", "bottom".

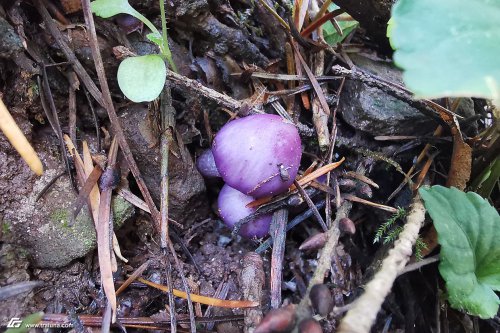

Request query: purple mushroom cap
[
  {"left": 115, "top": 14, "right": 143, "bottom": 34},
  {"left": 212, "top": 114, "right": 302, "bottom": 198},
  {"left": 217, "top": 184, "right": 272, "bottom": 238},
  {"left": 196, "top": 149, "right": 221, "bottom": 178}
]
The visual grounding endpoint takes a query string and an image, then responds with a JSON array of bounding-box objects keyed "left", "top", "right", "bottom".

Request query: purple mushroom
[
  {"left": 196, "top": 149, "right": 221, "bottom": 178},
  {"left": 217, "top": 184, "right": 272, "bottom": 238},
  {"left": 212, "top": 114, "right": 302, "bottom": 198}
]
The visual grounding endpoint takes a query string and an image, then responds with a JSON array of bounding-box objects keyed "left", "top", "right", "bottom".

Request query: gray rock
[
  {"left": 3, "top": 160, "right": 134, "bottom": 268},
  {"left": 25, "top": 194, "right": 133, "bottom": 268},
  {"left": 0, "top": 121, "right": 134, "bottom": 268},
  {"left": 339, "top": 55, "right": 435, "bottom": 136},
  {"left": 0, "top": 16, "right": 23, "bottom": 59}
]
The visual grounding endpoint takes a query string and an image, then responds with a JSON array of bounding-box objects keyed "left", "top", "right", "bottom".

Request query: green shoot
[
  {"left": 373, "top": 207, "right": 406, "bottom": 244},
  {"left": 91, "top": 0, "right": 177, "bottom": 102}
]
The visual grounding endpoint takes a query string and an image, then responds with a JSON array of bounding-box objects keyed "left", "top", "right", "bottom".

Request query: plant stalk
[{"left": 158, "top": 0, "right": 177, "bottom": 72}]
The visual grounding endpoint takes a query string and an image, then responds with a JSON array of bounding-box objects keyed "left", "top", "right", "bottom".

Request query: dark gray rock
[
  {"left": 339, "top": 55, "right": 436, "bottom": 136},
  {"left": 119, "top": 105, "right": 209, "bottom": 226},
  {"left": 0, "top": 16, "right": 23, "bottom": 58}
]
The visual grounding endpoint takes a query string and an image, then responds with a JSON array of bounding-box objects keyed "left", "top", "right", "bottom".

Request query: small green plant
[
  {"left": 2, "top": 221, "right": 11, "bottom": 235},
  {"left": 414, "top": 237, "right": 428, "bottom": 262},
  {"left": 420, "top": 186, "right": 500, "bottom": 319},
  {"left": 322, "top": 4, "right": 359, "bottom": 46},
  {"left": 387, "top": 0, "right": 500, "bottom": 103},
  {"left": 382, "top": 225, "right": 403, "bottom": 245},
  {"left": 373, "top": 207, "right": 406, "bottom": 244},
  {"left": 91, "top": 0, "right": 177, "bottom": 102},
  {"left": 374, "top": 208, "right": 426, "bottom": 261}
]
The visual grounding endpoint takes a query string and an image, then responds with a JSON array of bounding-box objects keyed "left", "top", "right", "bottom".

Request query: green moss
[
  {"left": 17, "top": 247, "right": 30, "bottom": 259},
  {"left": 50, "top": 208, "right": 69, "bottom": 224},
  {"left": 48, "top": 197, "right": 133, "bottom": 230},
  {"left": 111, "top": 196, "right": 135, "bottom": 228},
  {"left": 2, "top": 221, "right": 11, "bottom": 235}
]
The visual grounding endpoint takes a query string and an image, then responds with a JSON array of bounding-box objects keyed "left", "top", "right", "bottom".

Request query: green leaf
[
  {"left": 322, "top": 3, "right": 358, "bottom": 46},
  {"left": 90, "top": 0, "right": 137, "bottom": 18},
  {"left": 388, "top": 0, "right": 500, "bottom": 101},
  {"left": 323, "top": 20, "right": 359, "bottom": 46},
  {"left": 117, "top": 55, "right": 166, "bottom": 102},
  {"left": 419, "top": 185, "right": 500, "bottom": 318},
  {"left": 146, "top": 32, "right": 163, "bottom": 48}
]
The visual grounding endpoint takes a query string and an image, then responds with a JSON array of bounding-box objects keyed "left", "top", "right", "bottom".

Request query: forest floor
[{"left": 0, "top": 1, "right": 498, "bottom": 332}]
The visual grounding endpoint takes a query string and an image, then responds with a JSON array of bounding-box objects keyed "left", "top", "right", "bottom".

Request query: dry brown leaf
[
  {"left": 97, "top": 138, "right": 118, "bottom": 322},
  {"left": 420, "top": 101, "right": 472, "bottom": 256},
  {"left": 428, "top": 101, "right": 472, "bottom": 190},
  {"left": 294, "top": 0, "right": 310, "bottom": 31}
]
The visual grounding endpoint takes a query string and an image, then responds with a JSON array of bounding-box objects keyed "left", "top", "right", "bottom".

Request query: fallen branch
[{"left": 337, "top": 195, "right": 426, "bottom": 333}]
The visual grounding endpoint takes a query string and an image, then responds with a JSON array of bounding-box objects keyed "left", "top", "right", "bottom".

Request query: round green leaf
[
  {"left": 117, "top": 55, "right": 166, "bottom": 102},
  {"left": 388, "top": 0, "right": 500, "bottom": 101}
]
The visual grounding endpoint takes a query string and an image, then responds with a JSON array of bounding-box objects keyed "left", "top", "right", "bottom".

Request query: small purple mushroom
[
  {"left": 115, "top": 14, "right": 143, "bottom": 34},
  {"left": 196, "top": 149, "right": 221, "bottom": 178},
  {"left": 212, "top": 114, "right": 302, "bottom": 198},
  {"left": 217, "top": 184, "right": 272, "bottom": 238}
]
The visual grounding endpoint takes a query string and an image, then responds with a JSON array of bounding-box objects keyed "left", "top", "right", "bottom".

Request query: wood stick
[
  {"left": 270, "top": 208, "right": 288, "bottom": 308},
  {"left": 0, "top": 97, "right": 43, "bottom": 175}
]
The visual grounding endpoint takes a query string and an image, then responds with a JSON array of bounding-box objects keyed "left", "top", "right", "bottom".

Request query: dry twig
[
  {"left": 270, "top": 209, "right": 288, "bottom": 308},
  {"left": 0, "top": 97, "right": 43, "bottom": 175}
]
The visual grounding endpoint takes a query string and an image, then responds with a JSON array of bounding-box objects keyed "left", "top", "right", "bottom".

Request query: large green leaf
[
  {"left": 117, "top": 55, "right": 166, "bottom": 102},
  {"left": 419, "top": 185, "right": 500, "bottom": 318},
  {"left": 90, "top": 0, "right": 137, "bottom": 18},
  {"left": 388, "top": 0, "right": 500, "bottom": 101}
]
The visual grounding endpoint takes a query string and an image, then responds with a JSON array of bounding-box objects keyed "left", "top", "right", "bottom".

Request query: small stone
[
  {"left": 339, "top": 217, "right": 356, "bottom": 235},
  {"left": 310, "top": 284, "right": 334, "bottom": 317},
  {"left": 299, "top": 318, "right": 323, "bottom": 333},
  {"left": 254, "top": 304, "right": 296, "bottom": 333},
  {"left": 299, "top": 233, "right": 327, "bottom": 251}
]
